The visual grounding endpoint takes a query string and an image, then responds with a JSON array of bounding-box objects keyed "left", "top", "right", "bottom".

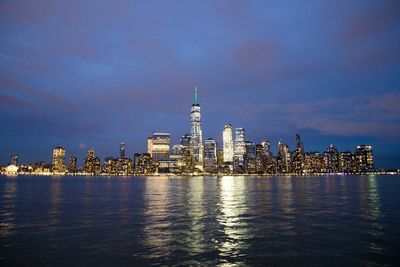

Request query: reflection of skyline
[
  {"left": 185, "top": 177, "right": 207, "bottom": 255},
  {"left": 0, "top": 178, "right": 17, "bottom": 238},
  {"left": 367, "top": 175, "right": 383, "bottom": 254},
  {"left": 141, "top": 177, "right": 173, "bottom": 259},
  {"left": 216, "top": 176, "right": 252, "bottom": 262},
  {"left": 49, "top": 178, "right": 62, "bottom": 228}
]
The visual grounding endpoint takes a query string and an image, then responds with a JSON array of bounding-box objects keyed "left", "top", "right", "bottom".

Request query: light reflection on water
[
  {"left": 216, "top": 176, "right": 252, "bottom": 264},
  {"left": 0, "top": 178, "right": 17, "bottom": 238},
  {"left": 186, "top": 176, "right": 206, "bottom": 255},
  {"left": 0, "top": 175, "right": 398, "bottom": 266}
]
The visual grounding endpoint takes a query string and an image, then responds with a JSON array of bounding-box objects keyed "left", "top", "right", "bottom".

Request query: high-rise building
[
  {"left": 324, "top": 144, "right": 339, "bottom": 173},
  {"left": 304, "top": 152, "right": 324, "bottom": 174},
  {"left": 292, "top": 134, "right": 305, "bottom": 174},
  {"left": 117, "top": 158, "right": 132, "bottom": 175},
  {"left": 245, "top": 141, "right": 256, "bottom": 173},
  {"left": 52, "top": 146, "right": 66, "bottom": 173},
  {"left": 103, "top": 157, "right": 117, "bottom": 174},
  {"left": 120, "top": 142, "right": 126, "bottom": 158},
  {"left": 10, "top": 154, "right": 19, "bottom": 166},
  {"left": 69, "top": 156, "right": 77, "bottom": 171},
  {"left": 223, "top": 124, "right": 234, "bottom": 163},
  {"left": 148, "top": 133, "right": 170, "bottom": 162},
  {"left": 355, "top": 145, "right": 374, "bottom": 171},
  {"left": 180, "top": 134, "right": 191, "bottom": 148},
  {"left": 339, "top": 151, "right": 354, "bottom": 173},
  {"left": 171, "top": 144, "right": 184, "bottom": 156},
  {"left": 204, "top": 138, "right": 217, "bottom": 173},
  {"left": 277, "top": 141, "right": 291, "bottom": 173},
  {"left": 260, "top": 140, "right": 271, "bottom": 156},
  {"left": 133, "top": 153, "right": 155, "bottom": 175},
  {"left": 233, "top": 128, "right": 246, "bottom": 172},
  {"left": 147, "top": 137, "right": 153, "bottom": 156},
  {"left": 190, "top": 87, "right": 203, "bottom": 171},
  {"left": 84, "top": 148, "right": 101, "bottom": 174}
]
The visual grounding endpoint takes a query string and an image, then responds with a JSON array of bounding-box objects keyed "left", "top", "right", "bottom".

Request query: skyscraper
[
  {"left": 324, "top": 144, "right": 339, "bottom": 173},
  {"left": 190, "top": 87, "right": 203, "bottom": 171},
  {"left": 355, "top": 145, "right": 374, "bottom": 171},
  {"left": 292, "top": 134, "right": 305, "bottom": 173},
  {"left": 223, "top": 124, "right": 234, "bottom": 163},
  {"left": 52, "top": 146, "right": 66, "bottom": 173},
  {"left": 234, "top": 128, "right": 246, "bottom": 172},
  {"left": 148, "top": 133, "right": 170, "bottom": 162},
  {"left": 10, "top": 154, "right": 18, "bottom": 166},
  {"left": 260, "top": 140, "right": 271, "bottom": 156},
  {"left": 69, "top": 156, "right": 77, "bottom": 171},
  {"left": 84, "top": 148, "right": 101, "bottom": 174},
  {"left": 245, "top": 140, "right": 256, "bottom": 173},
  {"left": 120, "top": 142, "right": 126, "bottom": 158},
  {"left": 204, "top": 138, "right": 217, "bottom": 173},
  {"left": 180, "top": 134, "right": 191, "bottom": 148},
  {"left": 277, "top": 141, "right": 291, "bottom": 173}
]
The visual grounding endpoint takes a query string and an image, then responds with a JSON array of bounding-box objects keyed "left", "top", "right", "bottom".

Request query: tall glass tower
[
  {"left": 190, "top": 87, "right": 203, "bottom": 171},
  {"left": 223, "top": 124, "right": 234, "bottom": 163}
]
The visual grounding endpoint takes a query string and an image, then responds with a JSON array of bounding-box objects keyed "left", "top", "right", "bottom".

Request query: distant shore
[{"left": 1, "top": 171, "right": 399, "bottom": 177}]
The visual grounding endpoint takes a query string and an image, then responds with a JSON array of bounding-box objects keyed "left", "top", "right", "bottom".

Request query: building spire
[{"left": 194, "top": 86, "right": 198, "bottom": 105}]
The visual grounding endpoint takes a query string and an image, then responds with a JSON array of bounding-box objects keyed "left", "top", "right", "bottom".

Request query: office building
[
  {"left": 190, "top": 87, "right": 204, "bottom": 171},
  {"left": 69, "top": 156, "right": 77, "bottom": 172},
  {"left": 245, "top": 141, "right": 256, "bottom": 173},
  {"left": 120, "top": 142, "right": 126, "bottom": 158},
  {"left": 148, "top": 133, "right": 170, "bottom": 162},
  {"left": 52, "top": 146, "right": 66, "bottom": 173},
  {"left": 133, "top": 153, "right": 155, "bottom": 175},
  {"left": 355, "top": 145, "right": 374, "bottom": 171},
  {"left": 292, "top": 134, "right": 305, "bottom": 174},
  {"left": 204, "top": 138, "right": 217, "bottom": 173},
  {"left": 233, "top": 128, "right": 246, "bottom": 172},
  {"left": 324, "top": 144, "right": 339, "bottom": 173},
  {"left": 277, "top": 141, "right": 291, "bottom": 173},
  {"left": 180, "top": 134, "right": 191, "bottom": 148},
  {"left": 223, "top": 124, "right": 234, "bottom": 163},
  {"left": 339, "top": 151, "right": 354, "bottom": 173},
  {"left": 84, "top": 148, "right": 101, "bottom": 174}
]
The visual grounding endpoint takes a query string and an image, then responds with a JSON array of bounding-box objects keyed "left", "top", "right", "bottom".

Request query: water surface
[{"left": 0, "top": 175, "right": 399, "bottom": 266}]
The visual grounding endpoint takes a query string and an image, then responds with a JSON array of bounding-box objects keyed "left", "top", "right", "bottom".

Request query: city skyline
[
  {"left": 0, "top": 86, "right": 395, "bottom": 170},
  {"left": 1, "top": 87, "right": 381, "bottom": 174},
  {"left": 1, "top": 1, "right": 399, "bottom": 168},
  {"left": 0, "top": 86, "right": 395, "bottom": 171}
]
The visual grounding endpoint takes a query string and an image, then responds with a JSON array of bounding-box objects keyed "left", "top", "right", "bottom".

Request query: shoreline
[{"left": 1, "top": 171, "right": 399, "bottom": 177}]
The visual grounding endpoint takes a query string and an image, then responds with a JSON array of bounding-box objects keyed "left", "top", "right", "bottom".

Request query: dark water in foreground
[{"left": 0, "top": 175, "right": 399, "bottom": 266}]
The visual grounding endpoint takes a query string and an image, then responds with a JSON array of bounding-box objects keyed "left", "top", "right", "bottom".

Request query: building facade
[
  {"left": 204, "top": 138, "right": 217, "bottom": 173},
  {"left": 52, "top": 146, "right": 66, "bottom": 173},
  {"left": 190, "top": 87, "right": 204, "bottom": 171},
  {"left": 355, "top": 145, "right": 374, "bottom": 171},
  {"left": 223, "top": 124, "right": 234, "bottom": 163},
  {"left": 148, "top": 133, "right": 170, "bottom": 162},
  {"left": 233, "top": 128, "right": 246, "bottom": 173}
]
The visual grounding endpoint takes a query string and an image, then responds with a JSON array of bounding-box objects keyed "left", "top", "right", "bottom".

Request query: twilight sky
[{"left": 0, "top": 0, "right": 399, "bottom": 168}]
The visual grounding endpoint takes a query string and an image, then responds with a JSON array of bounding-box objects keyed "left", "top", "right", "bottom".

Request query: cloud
[
  {"left": 0, "top": 93, "right": 34, "bottom": 109},
  {"left": 232, "top": 39, "right": 279, "bottom": 70},
  {"left": 341, "top": 0, "right": 400, "bottom": 43},
  {"left": 276, "top": 92, "right": 400, "bottom": 137},
  {"left": 0, "top": 76, "right": 75, "bottom": 111}
]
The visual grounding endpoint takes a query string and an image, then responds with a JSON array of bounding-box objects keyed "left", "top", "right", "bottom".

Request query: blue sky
[{"left": 0, "top": 0, "right": 399, "bottom": 168}]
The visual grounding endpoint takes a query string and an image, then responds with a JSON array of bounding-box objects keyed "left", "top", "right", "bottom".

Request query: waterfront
[{"left": 1, "top": 175, "right": 399, "bottom": 266}]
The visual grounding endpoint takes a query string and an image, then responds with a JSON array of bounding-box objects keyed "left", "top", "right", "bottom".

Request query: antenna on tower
[{"left": 194, "top": 86, "right": 198, "bottom": 105}]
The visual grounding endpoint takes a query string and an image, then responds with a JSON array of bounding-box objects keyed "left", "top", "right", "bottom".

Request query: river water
[{"left": 0, "top": 175, "right": 399, "bottom": 266}]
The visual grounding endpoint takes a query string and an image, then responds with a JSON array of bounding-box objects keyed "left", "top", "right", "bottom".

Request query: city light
[{"left": 0, "top": 87, "right": 392, "bottom": 176}]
